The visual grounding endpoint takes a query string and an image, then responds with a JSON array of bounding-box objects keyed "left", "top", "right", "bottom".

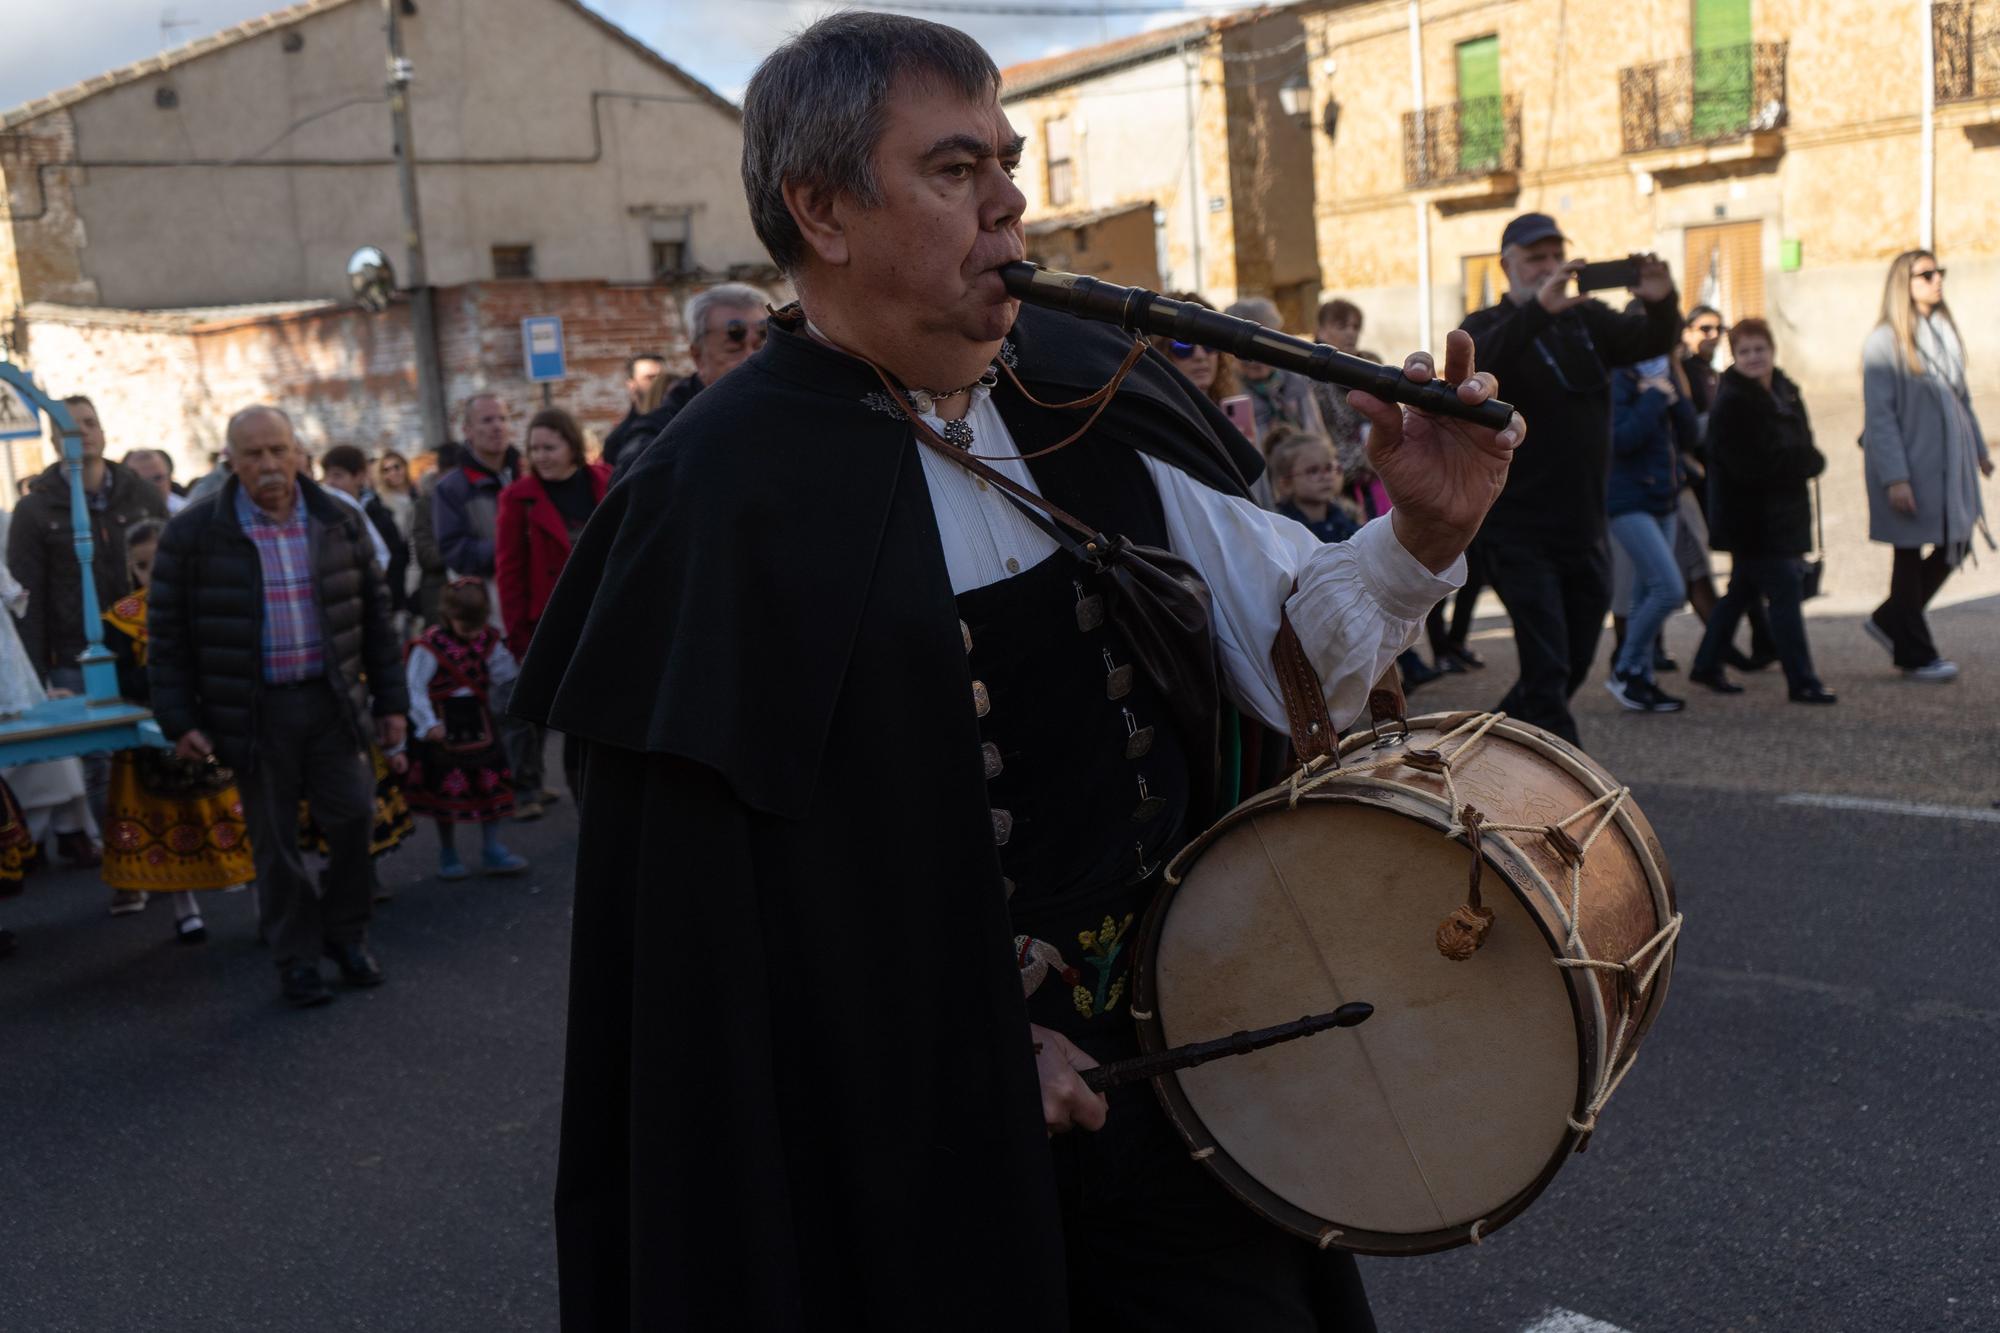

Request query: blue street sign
[
  {"left": 0, "top": 375, "right": 39, "bottom": 440},
  {"left": 522, "top": 316, "right": 566, "bottom": 383}
]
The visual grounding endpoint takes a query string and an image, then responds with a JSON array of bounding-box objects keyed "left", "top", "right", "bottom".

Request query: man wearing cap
[{"left": 1459, "top": 213, "right": 1680, "bottom": 746}]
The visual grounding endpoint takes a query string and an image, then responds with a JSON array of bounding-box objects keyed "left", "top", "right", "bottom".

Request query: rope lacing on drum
[
  {"left": 1356, "top": 712, "right": 1683, "bottom": 1143},
  {"left": 1201, "top": 710, "right": 1681, "bottom": 1150}
]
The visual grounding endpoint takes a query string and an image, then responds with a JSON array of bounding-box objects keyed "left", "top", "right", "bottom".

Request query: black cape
[{"left": 512, "top": 304, "right": 1260, "bottom": 1331}]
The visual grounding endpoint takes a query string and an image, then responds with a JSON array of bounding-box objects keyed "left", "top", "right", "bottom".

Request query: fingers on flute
[
  {"left": 1455, "top": 371, "right": 1498, "bottom": 404},
  {"left": 1345, "top": 390, "right": 1403, "bottom": 437},
  {"left": 1401, "top": 352, "right": 1435, "bottom": 383},
  {"left": 1441, "top": 328, "right": 1475, "bottom": 384}
]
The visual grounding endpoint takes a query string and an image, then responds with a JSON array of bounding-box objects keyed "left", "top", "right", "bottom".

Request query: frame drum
[{"left": 1131, "top": 711, "right": 1678, "bottom": 1254}]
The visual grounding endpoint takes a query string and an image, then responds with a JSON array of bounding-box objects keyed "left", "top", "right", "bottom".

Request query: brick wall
[
  {"left": 435, "top": 280, "right": 700, "bottom": 438},
  {"left": 9, "top": 277, "right": 775, "bottom": 487}
]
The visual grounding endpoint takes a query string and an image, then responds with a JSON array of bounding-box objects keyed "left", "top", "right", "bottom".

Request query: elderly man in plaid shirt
[{"left": 150, "top": 407, "right": 409, "bottom": 1008}]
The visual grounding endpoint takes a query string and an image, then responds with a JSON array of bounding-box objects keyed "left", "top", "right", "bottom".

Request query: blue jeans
[{"left": 1609, "top": 511, "right": 1683, "bottom": 682}]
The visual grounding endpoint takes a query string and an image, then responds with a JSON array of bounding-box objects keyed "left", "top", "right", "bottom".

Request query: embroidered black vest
[{"left": 956, "top": 435, "right": 1191, "bottom": 1041}]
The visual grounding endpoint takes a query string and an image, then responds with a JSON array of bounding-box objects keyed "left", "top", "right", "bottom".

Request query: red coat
[{"left": 496, "top": 463, "right": 610, "bottom": 658}]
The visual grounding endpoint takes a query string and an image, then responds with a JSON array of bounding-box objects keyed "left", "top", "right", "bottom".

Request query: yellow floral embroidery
[{"left": 1072, "top": 913, "right": 1135, "bottom": 1018}]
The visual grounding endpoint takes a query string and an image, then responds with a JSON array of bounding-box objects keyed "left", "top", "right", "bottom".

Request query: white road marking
[
  {"left": 1521, "top": 1309, "right": 1633, "bottom": 1333},
  {"left": 1777, "top": 793, "right": 2000, "bottom": 825}
]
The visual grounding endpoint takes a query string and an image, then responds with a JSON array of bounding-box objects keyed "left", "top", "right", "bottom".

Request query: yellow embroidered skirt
[
  {"left": 0, "top": 776, "right": 39, "bottom": 892},
  {"left": 299, "top": 745, "right": 416, "bottom": 857},
  {"left": 102, "top": 751, "right": 254, "bottom": 893}
]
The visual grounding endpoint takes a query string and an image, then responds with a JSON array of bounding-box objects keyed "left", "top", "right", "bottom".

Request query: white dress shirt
[{"left": 913, "top": 387, "right": 1464, "bottom": 733}]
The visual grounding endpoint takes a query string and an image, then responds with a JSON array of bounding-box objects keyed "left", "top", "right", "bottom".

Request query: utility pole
[
  {"left": 1407, "top": 0, "right": 1433, "bottom": 352},
  {"left": 1182, "top": 40, "right": 1205, "bottom": 294},
  {"left": 385, "top": 0, "right": 448, "bottom": 450}
]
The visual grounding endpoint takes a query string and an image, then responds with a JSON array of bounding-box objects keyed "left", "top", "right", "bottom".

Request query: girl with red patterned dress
[{"left": 402, "top": 579, "right": 529, "bottom": 879}]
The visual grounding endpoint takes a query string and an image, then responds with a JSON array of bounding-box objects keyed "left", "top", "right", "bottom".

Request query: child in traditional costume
[
  {"left": 404, "top": 579, "right": 528, "bottom": 879},
  {"left": 99, "top": 520, "right": 254, "bottom": 943},
  {"left": 299, "top": 732, "right": 416, "bottom": 900}
]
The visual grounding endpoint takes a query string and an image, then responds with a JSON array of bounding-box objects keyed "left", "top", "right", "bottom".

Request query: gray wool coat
[{"left": 1861, "top": 323, "right": 1989, "bottom": 549}]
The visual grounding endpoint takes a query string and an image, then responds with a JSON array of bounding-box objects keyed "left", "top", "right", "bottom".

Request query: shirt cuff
[{"left": 1351, "top": 515, "right": 1465, "bottom": 621}]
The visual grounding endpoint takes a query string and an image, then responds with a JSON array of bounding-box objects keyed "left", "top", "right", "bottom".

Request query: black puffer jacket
[
  {"left": 148, "top": 474, "right": 409, "bottom": 772},
  {"left": 1704, "top": 366, "right": 1826, "bottom": 556},
  {"left": 6, "top": 460, "right": 166, "bottom": 680}
]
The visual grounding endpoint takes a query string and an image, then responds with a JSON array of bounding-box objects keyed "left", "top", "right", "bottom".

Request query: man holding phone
[{"left": 1459, "top": 212, "right": 1682, "bottom": 747}]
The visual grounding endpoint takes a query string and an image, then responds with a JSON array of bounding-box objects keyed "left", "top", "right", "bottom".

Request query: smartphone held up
[{"left": 1574, "top": 256, "right": 1644, "bottom": 294}]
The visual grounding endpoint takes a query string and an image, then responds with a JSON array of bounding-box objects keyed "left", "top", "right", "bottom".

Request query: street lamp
[{"left": 1278, "top": 72, "right": 1313, "bottom": 125}]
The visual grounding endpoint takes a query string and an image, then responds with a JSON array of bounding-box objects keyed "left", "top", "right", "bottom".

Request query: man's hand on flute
[{"left": 1348, "top": 329, "right": 1525, "bottom": 574}]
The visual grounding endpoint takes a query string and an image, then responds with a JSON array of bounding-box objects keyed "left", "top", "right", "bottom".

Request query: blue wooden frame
[{"left": 0, "top": 362, "right": 165, "bottom": 765}]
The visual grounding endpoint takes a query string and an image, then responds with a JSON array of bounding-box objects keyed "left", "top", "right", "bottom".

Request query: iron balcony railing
[
  {"left": 1617, "top": 41, "right": 1788, "bottom": 154},
  {"left": 1402, "top": 94, "right": 1522, "bottom": 188},
  {"left": 1936, "top": 1, "right": 2000, "bottom": 104}
]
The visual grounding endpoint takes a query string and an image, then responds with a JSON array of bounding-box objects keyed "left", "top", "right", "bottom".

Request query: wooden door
[
  {"left": 1463, "top": 253, "right": 1505, "bottom": 314},
  {"left": 1683, "top": 220, "right": 1763, "bottom": 323}
]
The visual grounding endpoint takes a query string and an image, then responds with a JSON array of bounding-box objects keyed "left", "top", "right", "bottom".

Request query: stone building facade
[
  {"left": 0, "top": 0, "right": 768, "bottom": 479},
  {"left": 10, "top": 279, "right": 694, "bottom": 495},
  {"left": 1003, "top": 8, "right": 1326, "bottom": 328},
  {"left": 1302, "top": 0, "right": 2000, "bottom": 399}
]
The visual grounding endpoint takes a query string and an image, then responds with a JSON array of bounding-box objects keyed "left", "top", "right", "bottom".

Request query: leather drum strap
[{"left": 1270, "top": 599, "right": 1410, "bottom": 767}]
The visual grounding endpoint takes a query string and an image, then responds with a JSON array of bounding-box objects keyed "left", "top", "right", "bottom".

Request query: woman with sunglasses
[
  {"left": 1145, "top": 292, "right": 1240, "bottom": 407},
  {"left": 1861, "top": 250, "right": 1992, "bottom": 682}
]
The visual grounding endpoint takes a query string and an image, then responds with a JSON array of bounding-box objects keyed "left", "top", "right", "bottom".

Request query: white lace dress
[{"left": 0, "top": 508, "right": 94, "bottom": 835}]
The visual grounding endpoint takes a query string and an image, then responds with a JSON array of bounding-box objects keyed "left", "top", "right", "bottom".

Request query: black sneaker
[
  {"left": 1603, "top": 673, "right": 1648, "bottom": 712},
  {"left": 1642, "top": 682, "right": 1686, "bottom": 712}
]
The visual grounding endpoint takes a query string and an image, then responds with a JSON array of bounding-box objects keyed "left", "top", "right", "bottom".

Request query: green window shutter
[
  {"left": 1691, "top": 0, "right": 1753, "bottom": 139},
  {"left": 1455, "top": 36, "right": 1502, "bottom": 173}
]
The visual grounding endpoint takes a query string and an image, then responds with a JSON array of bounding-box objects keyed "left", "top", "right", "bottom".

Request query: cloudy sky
[{"left": 1, "top": 0, "right": 1255, "bottom": 113}]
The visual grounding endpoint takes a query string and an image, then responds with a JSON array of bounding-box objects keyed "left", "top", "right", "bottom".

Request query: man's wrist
[{"left": 1388, "top": 509, "right": 1471, "bottom": 579}]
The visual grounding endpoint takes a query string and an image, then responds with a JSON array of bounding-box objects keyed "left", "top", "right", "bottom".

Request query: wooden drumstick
[{"left": 1081, "top": 1002, "right": 1375, "bottom": 1093}]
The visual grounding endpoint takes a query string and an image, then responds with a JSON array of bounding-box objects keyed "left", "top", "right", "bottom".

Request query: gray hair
[
  {"left": 459, "top": 392, "right": 503, "bottom": 426},
  {"left": 685, "top": 282, "right": 776, "bottom": 339},
  {"left": 224, "top": 404, "right": 292, "bottom": 450},
  {"left": 740, "top": 12, "right": 1000, "bottom": 274},
  {"left": 1225, "top": 297, "right": 1285, "bottom": 331}
]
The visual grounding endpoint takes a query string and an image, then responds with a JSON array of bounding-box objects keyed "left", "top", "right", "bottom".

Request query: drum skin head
[{"left": 1156, "top": 800, "right": 1583, "bottom": 1244}]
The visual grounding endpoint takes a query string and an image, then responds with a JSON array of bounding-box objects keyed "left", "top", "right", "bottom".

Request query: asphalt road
[{"left": 2, "top": 594, "right": 1995, "bottom": 1332}]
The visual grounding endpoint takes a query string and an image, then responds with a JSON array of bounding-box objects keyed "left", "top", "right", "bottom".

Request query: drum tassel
[{"left": 1436, "top": 805, "right": 1496, "bottom": 961}]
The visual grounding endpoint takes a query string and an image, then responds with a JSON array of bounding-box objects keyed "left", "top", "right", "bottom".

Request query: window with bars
[
  {"left": 1045, "top": 117, "right": 1075, "bottom": 208},
  {"left": 491, "top": 245, "right": 535, "bottom": 280}
]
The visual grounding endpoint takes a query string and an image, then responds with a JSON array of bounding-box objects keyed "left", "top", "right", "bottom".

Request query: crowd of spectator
[
  {"left": 0, "top": 248, "right": 1985, "bottom": 968},
  {"left": 1163, "top": 217, "right": 1986, "bottom": 749}
]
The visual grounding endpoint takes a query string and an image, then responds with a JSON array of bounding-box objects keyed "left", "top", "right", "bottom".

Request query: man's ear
[{"left": 784, "top": 179, "right": 850, "bottom": 268}]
